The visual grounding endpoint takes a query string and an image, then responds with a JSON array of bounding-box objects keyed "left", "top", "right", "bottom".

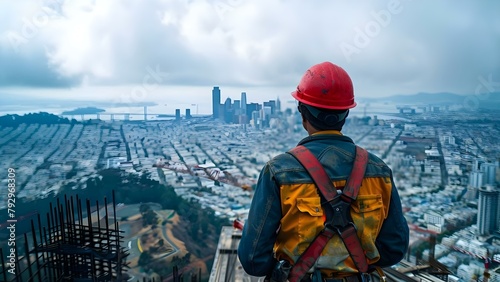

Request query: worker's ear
[{"left": 302, "top": 118, "right": 312, "bottom": 133}]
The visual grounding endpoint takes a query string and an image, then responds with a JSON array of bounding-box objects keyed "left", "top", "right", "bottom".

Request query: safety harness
[{"left": 286, "top": 145, "right": 369, "bottom": 282}]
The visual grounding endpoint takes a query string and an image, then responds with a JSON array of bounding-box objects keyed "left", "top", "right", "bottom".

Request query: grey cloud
[
  {"left": 0, "top": 46, "right": 81, "bottom": 87},
  {"left": 334, "top": 1, "right": 500, "bottom": 95},
  {"left": 0, "top": 0, "right": 498, "bottom": 97}
]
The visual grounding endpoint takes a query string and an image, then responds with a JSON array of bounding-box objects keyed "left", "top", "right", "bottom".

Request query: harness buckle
[{"left": 326, "top": 198, "right": 352, "bottom": 229}]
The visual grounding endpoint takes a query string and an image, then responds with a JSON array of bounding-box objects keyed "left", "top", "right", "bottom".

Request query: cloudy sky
[{"left": 0, "top": 0, "right": 499, "bottom": 113}]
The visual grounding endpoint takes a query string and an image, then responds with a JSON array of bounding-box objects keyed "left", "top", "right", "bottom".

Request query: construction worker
[{"left": 238, "top": 62, "right": 409, "bottom": 281}]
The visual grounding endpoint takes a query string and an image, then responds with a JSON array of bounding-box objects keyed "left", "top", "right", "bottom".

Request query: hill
[
  {"left": 61, "top": 107, "right": 105, "bottom": 115},
  {"left": 0, "top": 112, "right": 77, "bottom": 126},
  {"left": 361, "top": 92, "right": 500, "bottom": 109}
]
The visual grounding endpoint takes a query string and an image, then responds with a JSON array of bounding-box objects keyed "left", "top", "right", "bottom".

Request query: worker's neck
[
  {"left": 304, "top": 121, "right": 342, "bottom": 136},
  {"left": 307, "top": 128, "right": 319, "bottom": 136},
  {"left": 304, "top": 121, "right": 320, "bottom": 135}
]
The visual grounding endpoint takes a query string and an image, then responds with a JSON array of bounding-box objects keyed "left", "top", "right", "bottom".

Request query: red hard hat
[{"left": 291, "top": 62, "right": 356, "bottom": 110}]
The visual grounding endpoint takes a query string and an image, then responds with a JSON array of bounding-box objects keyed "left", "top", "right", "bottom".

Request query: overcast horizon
[{"left": 1, "top": 0, "right": 499, "bottom": 113}]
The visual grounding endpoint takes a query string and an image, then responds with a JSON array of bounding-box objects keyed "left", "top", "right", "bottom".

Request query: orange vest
[{"left": 273, "top": 177, "right": 392, "bottom": 277}]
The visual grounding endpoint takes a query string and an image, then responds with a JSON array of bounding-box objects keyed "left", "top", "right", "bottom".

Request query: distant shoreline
[{"left": 61, "top": 107, "right": 106, "bottom": 115}]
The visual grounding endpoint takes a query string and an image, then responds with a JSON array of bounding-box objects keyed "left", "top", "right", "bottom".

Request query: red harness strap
[{"left": 287, "top": 145, "right": 369, "bottom": 282}]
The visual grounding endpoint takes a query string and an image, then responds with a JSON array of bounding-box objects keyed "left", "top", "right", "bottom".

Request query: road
[{"left": 122, "top": 208, "right": 182, "bottom": 280}]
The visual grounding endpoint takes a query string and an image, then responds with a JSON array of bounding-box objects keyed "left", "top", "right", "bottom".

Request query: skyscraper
[
  {"left": 247, "top": 103, "right": 261, "bottom": 119},
  {"left": 482, "top": 163, "right": 498, "bottom": 186},
  {"left": 263, "top": 100, "right": 276, "bottom": 115},
  {"left": 233, "top": 100, "right": 241, "bottom": 123},
  {"left": 212, "top": 86, "right": 221, "bottom": 119},
  {"left": 252, "top": 110, "right": 260, "bottom": 129},
  {"left": 470, "top": 171, "right": 484, "bottom": 188},
  {"left": 233, "top": 100, "right": 241, "bottom": 115},
  {"left": 175, "top": 109, "right": 181, "bottom": 121},
  {"left": 477, "top": 187, "right": 500, "bottom": 236},
  {"left": 241, "top": 92, "right": 247, "bottom": 114},
  {"left": 224, "top": 97, "right": 233, "bottom": 123},
  {"left": 241, "top": 92, "right": 247, "bottom": 123}
]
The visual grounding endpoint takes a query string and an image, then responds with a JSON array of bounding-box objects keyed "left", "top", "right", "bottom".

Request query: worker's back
[{"left": 269, "top": 131, "right": 406, "bottom": 277}]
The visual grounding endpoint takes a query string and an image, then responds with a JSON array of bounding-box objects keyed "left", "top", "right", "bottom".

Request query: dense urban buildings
[{"left": 0, "top": 89, "right": 499, "bottom": 281}]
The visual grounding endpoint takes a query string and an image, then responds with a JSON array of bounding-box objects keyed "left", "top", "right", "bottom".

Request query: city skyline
[
  {"left": 0, "top": 1, "right": 499, "bottom": 106},
  {"left": 1, "top": 106, "right": 499, "bottom": 281},
  {"left": 0, "top": 84, "right": 408, "bottom": 118}
]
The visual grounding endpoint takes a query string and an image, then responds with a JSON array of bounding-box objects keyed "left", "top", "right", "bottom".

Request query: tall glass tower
[
  {"left": 212, "top": 86, "right": 221, "bottom": 119},
  {"left": 241, "top": 92, "right": 247, "bottom": 114},
  {"left": 477, "top": 187, "right": 500, "bottom": 235}
]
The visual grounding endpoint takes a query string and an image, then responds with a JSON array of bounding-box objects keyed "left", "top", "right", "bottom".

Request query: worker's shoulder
[
  {"left": 363, "top": 149, "right": 393, "bottom": 176},
  {"left": 265, "top": 151, "right": 313, "bottom": 184},
  {"left": 267, "top": 151, "right": 301, "bottom": 171},
  {"left": 365, "top": 149, "right": 388, "bottom": 166}
]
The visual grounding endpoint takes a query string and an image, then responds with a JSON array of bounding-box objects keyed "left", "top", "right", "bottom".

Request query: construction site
[{"left": 0, "top": 192, "right": 128, "bottom": 281}]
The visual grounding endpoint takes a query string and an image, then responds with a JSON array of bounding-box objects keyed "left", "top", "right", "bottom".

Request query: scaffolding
[{"left": 0, "top": 191, "right": 129, "bottom": 281}]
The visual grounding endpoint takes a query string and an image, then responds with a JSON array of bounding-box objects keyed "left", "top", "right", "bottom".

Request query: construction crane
[
  {"left": 484, "top": 253, "right": 491, "bottom": 282},
  {"left": 153, "top": 159, "right": 256, "bottom": 191},
  {"left": 452, "top": 246, "right": 494, "bottom": 282},
  {"left": 408, "top": 224, "right": 439, "bottom": 262}
]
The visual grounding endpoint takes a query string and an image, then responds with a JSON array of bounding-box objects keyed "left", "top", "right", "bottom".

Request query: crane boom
[{"left": 153, "top": 159, "right": 256, "bottom": 191}]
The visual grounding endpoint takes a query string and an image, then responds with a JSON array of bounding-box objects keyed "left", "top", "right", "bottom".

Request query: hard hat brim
[{"left": 291, "top": 91, "right": 356, "bottom": 110}]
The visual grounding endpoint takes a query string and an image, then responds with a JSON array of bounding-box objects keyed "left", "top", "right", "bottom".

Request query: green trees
[
  {"left": 138, "top": 251, "right": 153, "bottom": 267},
  {"left": 170, "top": 253, "right": 191, "bottom": 270},
  {"left": 143, "top": 210, "right": 159, "bottom": 226},
  {"left": 160, "top": 186, "right": 181, "bottom": 210},
  {"left": 139, "top": 203, "right": 159, "bottom": 226},
  {"left": 0, "top": 112, "right": 76, "bottom": 127},
  {"left": 140, "top": 203, "right": 151, "bottom": 214}
]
